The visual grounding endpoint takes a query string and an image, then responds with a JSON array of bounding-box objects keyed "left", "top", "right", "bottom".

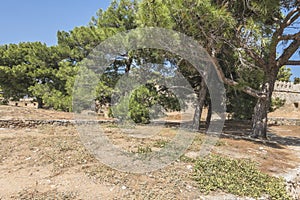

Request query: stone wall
[
  {"left": 0, "top": 119, "right": 115, "bottom": 129},
  {"left": 8, "top": 98, "right": 38, "bottom": 108},
  {"left": 273, "top": 81, "right": 300, "bottom": 105},
  {"left": 268, "top": 117, "right": 300, "bottom": 126}
]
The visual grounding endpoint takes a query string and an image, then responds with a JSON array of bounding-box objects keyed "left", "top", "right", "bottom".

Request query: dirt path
[{"left": 0, "top": 105, "right": 299, "bottom": 199}]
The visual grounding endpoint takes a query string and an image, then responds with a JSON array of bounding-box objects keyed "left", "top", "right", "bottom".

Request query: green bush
[
  {"left": 227, "top": 91, "right": 257, "bottom": 120},
  {"left": 112, "top": 84, "right": 176, "bottom": 124},
  {"left": 129, "top": 84, "right": 161, "bottom": 123},
  {"left": 193, "top": 155, "right": 291, "bottom": 199},
  {"left": 270, "top": 97, "right": 286, "bottom": 112},
  {"left": 0, "top": 98, "right": 8, "bottom": 105},
  {"left": 111, "top": 95, "right": 132, "bottom": 122}
]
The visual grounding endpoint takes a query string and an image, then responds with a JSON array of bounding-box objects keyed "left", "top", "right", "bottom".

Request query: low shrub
[{"left": 193, "top": 155, "right": 291, "bottom": 199}]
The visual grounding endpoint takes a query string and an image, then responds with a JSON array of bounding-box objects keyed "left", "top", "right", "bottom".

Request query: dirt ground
[
  {"left": 0, "top": 105, "right": 299, "bottom": 199},
  {"left": 269, "top": 104, "right": 300, "bottom": 119}
]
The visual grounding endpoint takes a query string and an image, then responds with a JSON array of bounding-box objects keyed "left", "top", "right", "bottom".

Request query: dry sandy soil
[
  {"left": 0, "top": 105, "right": 299, "bottom": 199},
  {"left": 269, "top": 104, "right": 300, "bottom": 119}
]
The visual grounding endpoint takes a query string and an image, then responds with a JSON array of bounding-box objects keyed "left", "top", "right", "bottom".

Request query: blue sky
[
  {"left": 0, "top": 0, "right": 299, "bottom": 80},
  {"left": 0, "top": 0, "right": 110, "bottom": 45}
]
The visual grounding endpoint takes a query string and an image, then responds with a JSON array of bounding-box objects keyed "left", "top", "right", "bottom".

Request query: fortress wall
[{"left": 273, "top": 81, "right": 300, "bottom": 104}]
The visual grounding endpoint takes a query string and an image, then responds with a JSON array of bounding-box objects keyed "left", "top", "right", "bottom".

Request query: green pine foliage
[
  {"left": 294, "top": 77, "right": 300, "bottom": 84},
  {"left": 111, "top": 84, "right": 180, "bottom": 124},
  {"left": 277, "top": 66, "right": 292, "bottom": 82}
]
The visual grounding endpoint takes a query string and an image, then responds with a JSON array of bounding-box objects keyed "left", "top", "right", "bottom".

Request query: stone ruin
[
  {"left": 4, "top": 97, "right": 110, "bottom": 117},
  {"left": 82, "top": 100, "right": 110, "bottom": 118},
  {"left": 273, "top": 81, "right": 300, "bottom": 109},
  {"left": 7, "top": 98, "right": 38, "bottom": 108}
]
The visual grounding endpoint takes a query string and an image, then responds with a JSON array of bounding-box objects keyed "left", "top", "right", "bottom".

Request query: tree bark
[
  {"left": 205, "top": 98, "right": 212, "bottom": 132},
  {"left": 37, "top": 97, "right": 43, "bottom": 109},
  {"left": 252, "top": 71, "right": 277, "bottom": 139},
  {"left": 125, "top": 56, "right": 132, "bottom": 74},
  {"left": 252, "top": 97, "right": 268, "bottom": 139},
  {"left": 192, "top": 78, "right": 207, "bottom": 131}
]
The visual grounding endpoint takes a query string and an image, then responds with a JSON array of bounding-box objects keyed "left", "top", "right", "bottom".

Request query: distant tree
[
  {"left": 0, "top": 42, "right": 77, "bottom": 111},
  {"left": 294, "top": 77, "right": 300, "bottom": 84},
  {"left": 277, "top": 66, "right": 292, "bottom": 82},
  {"left": 0, "top": 43, "right": 37, "bottom": 101}
]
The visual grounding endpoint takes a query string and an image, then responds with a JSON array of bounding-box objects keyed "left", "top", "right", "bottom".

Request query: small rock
[
  {"left": 185, "top": 151, "right": 199, "bottom": 159},
  {"left": 186, "top": 165, "right": 193, "bottom": 170},
  {"left": 261, "top": 150, "right": 268, "bottom": 154},
  {"left": 186, "top": 184, "right": 193, "bottom": 191},
  {"left": 25, "top": 157, "right": 31, "bottom": 161},
  {"left": 121, "top": 185, "right": 127, "bottom": 190}
]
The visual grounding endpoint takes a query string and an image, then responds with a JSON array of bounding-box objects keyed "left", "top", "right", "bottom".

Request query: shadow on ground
[{"left": 222, "top": 121, "right": 300, "bottom": 147}]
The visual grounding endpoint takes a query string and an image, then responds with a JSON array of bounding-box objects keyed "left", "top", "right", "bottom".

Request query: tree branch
[
  {"left": 286, "top": 10, "right": 300, "bottom": 27},
  {"left": 236, "top": 45, "right": 267, "bottom": 70},
  {"left": 277, "top": 38, "right": 300, "bottom": 67},
  {"left": 282, "top": 7, "right": 300, "bottom": 29},
  {"left": 278, "top": 32, "right": 300, "bottom": 41},
  {"left": 270, "top": 8, "right": 300, "bottom": 62},
  {"left": 211, "top": 57, "right": 266, "bottom": 99},
  {"left": 286, "top": 60, "right": 300, "bottom": 65}
]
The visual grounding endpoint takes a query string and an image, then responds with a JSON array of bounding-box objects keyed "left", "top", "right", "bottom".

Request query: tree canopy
[{"left": 0, "top": 0, "right": 299, "bottom": 137}]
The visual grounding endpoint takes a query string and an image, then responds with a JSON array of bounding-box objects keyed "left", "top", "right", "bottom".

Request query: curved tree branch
[
  {"left": 278, "top": 31, "right": 300, "bottom": 41},
  {"left": 211, "top": 57, "right": 267, "bottom": 99},
  {"left": 277, "top": 38, "right": 300, "bottom": 67},
  {"left": 269, "top": 8, "right": 300, "bottom": 63},
  {"left": 286, "top": 60, "right": 300, "bottom": 65}
]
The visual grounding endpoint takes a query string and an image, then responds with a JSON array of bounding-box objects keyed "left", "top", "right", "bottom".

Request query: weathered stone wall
[
  {"left": 273, "top": 81, "right": 300, "bottom": 104},
  {"left": 8, "top": 98, "right": 38, "bottom": 108},
  {"left": 268, "top": 117, "right": 300, "bottom": 126},
  {"left": 0, "top": 119, "right": 115, "bottom": 129}
]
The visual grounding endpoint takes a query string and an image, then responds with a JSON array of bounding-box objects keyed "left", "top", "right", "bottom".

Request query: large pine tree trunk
[
  {"left": 252, "top": 72, "right": 277, "bottom": 139},
  {"left": 192, "top": 79, "right": 207, "bottom": 131},
  {"left": 205, "top": 98, "right": 212, "bottom": 131},
  {"left": 252, "top": 97, "right": 269, "bottom": 139}
]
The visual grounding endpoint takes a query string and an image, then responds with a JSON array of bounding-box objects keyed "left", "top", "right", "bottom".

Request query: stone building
[
  {"left": 8, "top": 98, "right": 38, "bottom": 108},
  {"left": 273, "top": 81, "right": 300, "bottom": 109}
]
